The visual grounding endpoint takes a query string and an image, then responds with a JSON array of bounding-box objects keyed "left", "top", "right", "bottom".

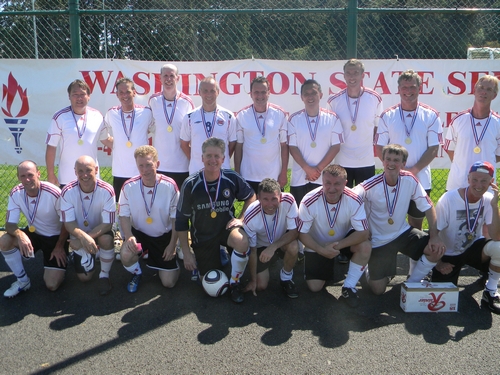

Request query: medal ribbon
[
  {"left": 202, "top": 170, "right": 221, "bottom": 213},
  {"left": 162, "top": 93, "right": 178, "bottom": 125},
  {"left": 78, "top": 181, "right": 96, "bottom": 225},
  {"left": 305, "top": 112, "right": 319, "bottom": 143},
  {"left": 464, "top": 187, "right": 484, "bottom": 234},
  {"left": 72, "top": 108, "right": 87, "bottom": 141},
  {"left": 201, "top": 108, "right": 218, "bottom": 138},
  {"left": 345, "top": 89, "right": 362, "bottom": 126},
  {"left": 383, "top": 175, "right": 400, "bottom": 219},
  {"left": 120, "top": 107, "right": 136, "bottom": 142},
  {"left": 323, "top": 192, "right": 342, "bottom": 230},
  {"left": 261, "top": 207, "right": 279, "bottom": 244},
  {"left": 24, "top": 187, "right": 42, "bottom": 228},
  {"left": 470, "top": 110, "right": 492, "bottom": 148},
  {"left": 140, "top": 177, "right": 158, "bottom": 218},
  {"left": 252, "top": 105, "right": 268, "bottom": 139},
  {"left": 399, "top": 104, "right": 419, "bottom": 139}
]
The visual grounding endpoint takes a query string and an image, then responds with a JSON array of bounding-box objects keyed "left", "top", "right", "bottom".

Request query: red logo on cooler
[{"left": 428, "top": 292, "right": 446, "bottom": 311}]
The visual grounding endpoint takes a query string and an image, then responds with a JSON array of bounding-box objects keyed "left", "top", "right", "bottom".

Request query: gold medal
[
  {"left": 146, "top": 217, "right": 153, "bottom": 224},
  {"left": 28, "top": 225, "right": 36, "bottom": 233},
  {"left": 167, "top": 126, "right": 173, "bottom": 133},
  {"left": 311, "top": 142, "right": 317, "bottom": 148},
  {"left": 261, "top": 137, "right": 267, "bottom": 144},
  {"left": 211, "top": 211, "right": 217, "bottom": 219},
  {"left": 351, "top": 124, "right": 357, "bottom": 131},
  {"left": 467, "top": 233, "right": 474, "bottom": 241},
  {"left": 83, "top": 220, "right": 89, "bottom": 227},
  {"left": 405, "top": 137, "right": 412, "bottom": 144},
  {"left": 328, "top": 229, "right": 335, "bottom": 236},
  {"left": 388, "top": 218, "right": 394, "bottom": 225},
  {"left": 126, "top": 141, "right": 132, "bottom": 148},
  {"left": 473, "top": 146, "right": 481, "bottom": 154},
  {"left": 78, "top": 139, "right": 84, "bottom": 146}
]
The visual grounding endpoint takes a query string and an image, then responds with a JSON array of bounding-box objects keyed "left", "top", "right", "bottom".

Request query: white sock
[
  {"left": 280, "top": 268, "right": 293, "bottom": 282},
  {"left": 2, "top": 248, "right": 29, "bottom": 282},
  {"left": 344, "top": 261, "right": 365, "bottom": 289},
  {"left": 408, "top": 258, "right": 418, "bottom": 275},
  {"left": 124, "top": 262, "right": 142, "bottom": 275},
  {"left": 230, "top": 249, "right": 249, "bottom": 284},
  {"left": 407, "top": 255, "right": 436, "bottom": 283},
  {"left": 98, "top": 248, "right": 115, "bottom": 278},
  {"left": 485, "top": 268, "right": 500, "bottom": 295}
]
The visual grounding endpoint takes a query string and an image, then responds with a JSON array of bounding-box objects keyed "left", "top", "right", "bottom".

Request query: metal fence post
[
  {"left": 347, "top": 0, "right": 358, "bottom": 58},
  {"left": 69, "top": 0, "right": 82, "bottom": 58}
]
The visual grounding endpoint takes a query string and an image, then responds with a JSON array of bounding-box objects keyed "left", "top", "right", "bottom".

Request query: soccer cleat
[
  {"left": 481, "top": 290, "right": 500, "bottom": 314},
  {"left": 99, "top": 277, "right": 112, "bottom": 296},
  {"left": 297, "top": 251, "right": 305, "bottom": 263},
  {"left": 127, "top": 274, "right": 142, "bottom": 293},
  {"left": 230, "top": 283, "right": 244, "bottom": 303},
  {"left": 337, "top": 253, "right": 349, "bottom": 264},
  {"left": 281, "top": 280, "right": 299, "bottom": 299},
  {"left": 176, "top": 246, "right": 184, "bottom": 260},
  {"left": 4, "top": 279, "right": 31, "bottom": 298},
  {"left": 142, "top": 249, "right": 149, "bottom": 260},
  {"left": 341, "top": 287, "right": 359, "bottom": 308}
]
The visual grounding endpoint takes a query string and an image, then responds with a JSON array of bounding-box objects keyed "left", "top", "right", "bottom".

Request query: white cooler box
[{"left": 400, "top": 282, "right": 459, "bottom": 313}]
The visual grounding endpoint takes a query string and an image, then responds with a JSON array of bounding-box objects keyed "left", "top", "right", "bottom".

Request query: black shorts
[
  {"left": 431, "top": 238, "right": 490, "bottom": 285},
  {"left": 290, "top": 183, "right": 321, "bottom": 205},
  {"left": 369, "top": 227, "right": 429, "bottom": 281},
  {"left": 304, "top": 230, "right": 354, "bottom": 281},
  {"left": 158, "top": 171, "right": 188, "bottom": 192},
  {"left": 256, "top": 246, "right": 285, "bottom": 273},
  {"left": 343, "top": 166, "right": 375, "bottom": 188},
  {"left": 407, "top": 189, "right": 431, "bottom": 219},
  {"left": 131, "top": 227, "right": 179, "bottom": 271},
  {"left": 191, "top": 227, "right": 239, "bottom": 275},
  {"left": 113, "top": 176, "right": 130, "bottom": 200},
  {"left": 22, "top": 227, "right": 69, "bottom": 270}
]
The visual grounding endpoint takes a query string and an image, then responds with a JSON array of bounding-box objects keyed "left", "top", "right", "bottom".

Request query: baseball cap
[{"left": 469, "top": 161, "right": 494, "bottom": 177}]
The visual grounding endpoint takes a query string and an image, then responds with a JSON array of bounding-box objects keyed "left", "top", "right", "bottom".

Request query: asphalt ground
[{"left": 0, "top": 246, "right": 498, "bottom": 375}]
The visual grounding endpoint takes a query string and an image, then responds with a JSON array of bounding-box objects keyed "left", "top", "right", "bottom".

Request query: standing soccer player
[{"left": 235, "top": 76, "right": 289, "bottom": 192}]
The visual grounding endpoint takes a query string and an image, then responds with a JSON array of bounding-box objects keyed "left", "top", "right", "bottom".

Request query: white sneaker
[
  {"left": 177, "top": 246, "right": 184, "bottom": 260},
  {"left": 4, "top": 278, "right": 31, "bottom": 298}
]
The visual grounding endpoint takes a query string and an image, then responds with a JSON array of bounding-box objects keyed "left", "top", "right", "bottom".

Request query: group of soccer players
[{"left": 2, "top": 60, "right": 500, "bottom": 314}]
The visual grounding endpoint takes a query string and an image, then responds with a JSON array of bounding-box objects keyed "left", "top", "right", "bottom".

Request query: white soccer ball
[{"left": 202, "top": 269, "right": 229, "bottom": 297}]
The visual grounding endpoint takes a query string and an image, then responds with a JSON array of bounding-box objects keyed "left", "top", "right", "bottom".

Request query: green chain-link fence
[{"left": 0, "top": 1, "right": 499, "bottom": 224}]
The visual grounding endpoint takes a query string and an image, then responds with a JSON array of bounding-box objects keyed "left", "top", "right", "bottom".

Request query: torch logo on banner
[{"left": 2, "top": 73, "right": 30, "bottom": 154}]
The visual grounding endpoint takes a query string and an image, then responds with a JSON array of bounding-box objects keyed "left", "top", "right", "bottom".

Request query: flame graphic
[{"left": 2, "top": 73, "right": 29, "bottom": 117}]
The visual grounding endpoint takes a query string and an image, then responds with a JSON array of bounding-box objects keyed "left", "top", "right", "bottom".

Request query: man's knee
[
  {"left": 97, "top": 234, "right": 114, "bottom": 250},
  {"left": 0, "top": 233, "right": 15, "bottom": 251},
  {"left": 483, "top": 241, "right": 500, "bottom": 267}
]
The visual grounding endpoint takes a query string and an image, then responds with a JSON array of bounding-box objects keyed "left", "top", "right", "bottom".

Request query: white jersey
[
  {"left": 436, "top": 189, "right": 493, "bottom": 257},
  {"left": 354, "top": 171, "right": 432, "bottom": 248},
  {"left": 444, "top": 109, "right": 500, "bottom": 191},
  {"left": 104, "top": 104, "right": 155, "bottom": 178},
  {"left": 119, "top": 175, "right": 179, "bottom": 237},
  {"left": 376, "top": 103, "right": 443, "bottom": 190},
  {"left": 298, "top": 186, "right": 368, "bottom": 252},
  {"left": 180, "top": 105, "right": 237, "bottom": 174},
  {"left": 236, "top": 103, "right": 288, "bottom": 182},
  {"left": 60, "top": 179, "right": 116, "bottom": 233},
  {"left": 288, "top": 108, "right": 344, "bottom": 187},
  {"left": 243, "top": 192, "right": 298, "bottom": 248},
  {"left": 327, "top": 88, "right": 382, "bottom": 168},
  {"left": 6, "top": 181, "right": 63, "bottom": 237},
  {"left": 46, "top": 106, "right": 108, "bottom": 185},
  {"left": 149, "top": 92, "right": 194, "bottom": 173}
]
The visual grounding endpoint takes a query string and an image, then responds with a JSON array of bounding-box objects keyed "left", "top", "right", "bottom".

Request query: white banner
[{"left": 1, "top": 59, "right": 499, "bottom": 168}]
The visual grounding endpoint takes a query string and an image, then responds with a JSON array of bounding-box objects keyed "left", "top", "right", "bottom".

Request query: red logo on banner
[{"left": 2, "top": 73, "right": 29, "bottom": 117}]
